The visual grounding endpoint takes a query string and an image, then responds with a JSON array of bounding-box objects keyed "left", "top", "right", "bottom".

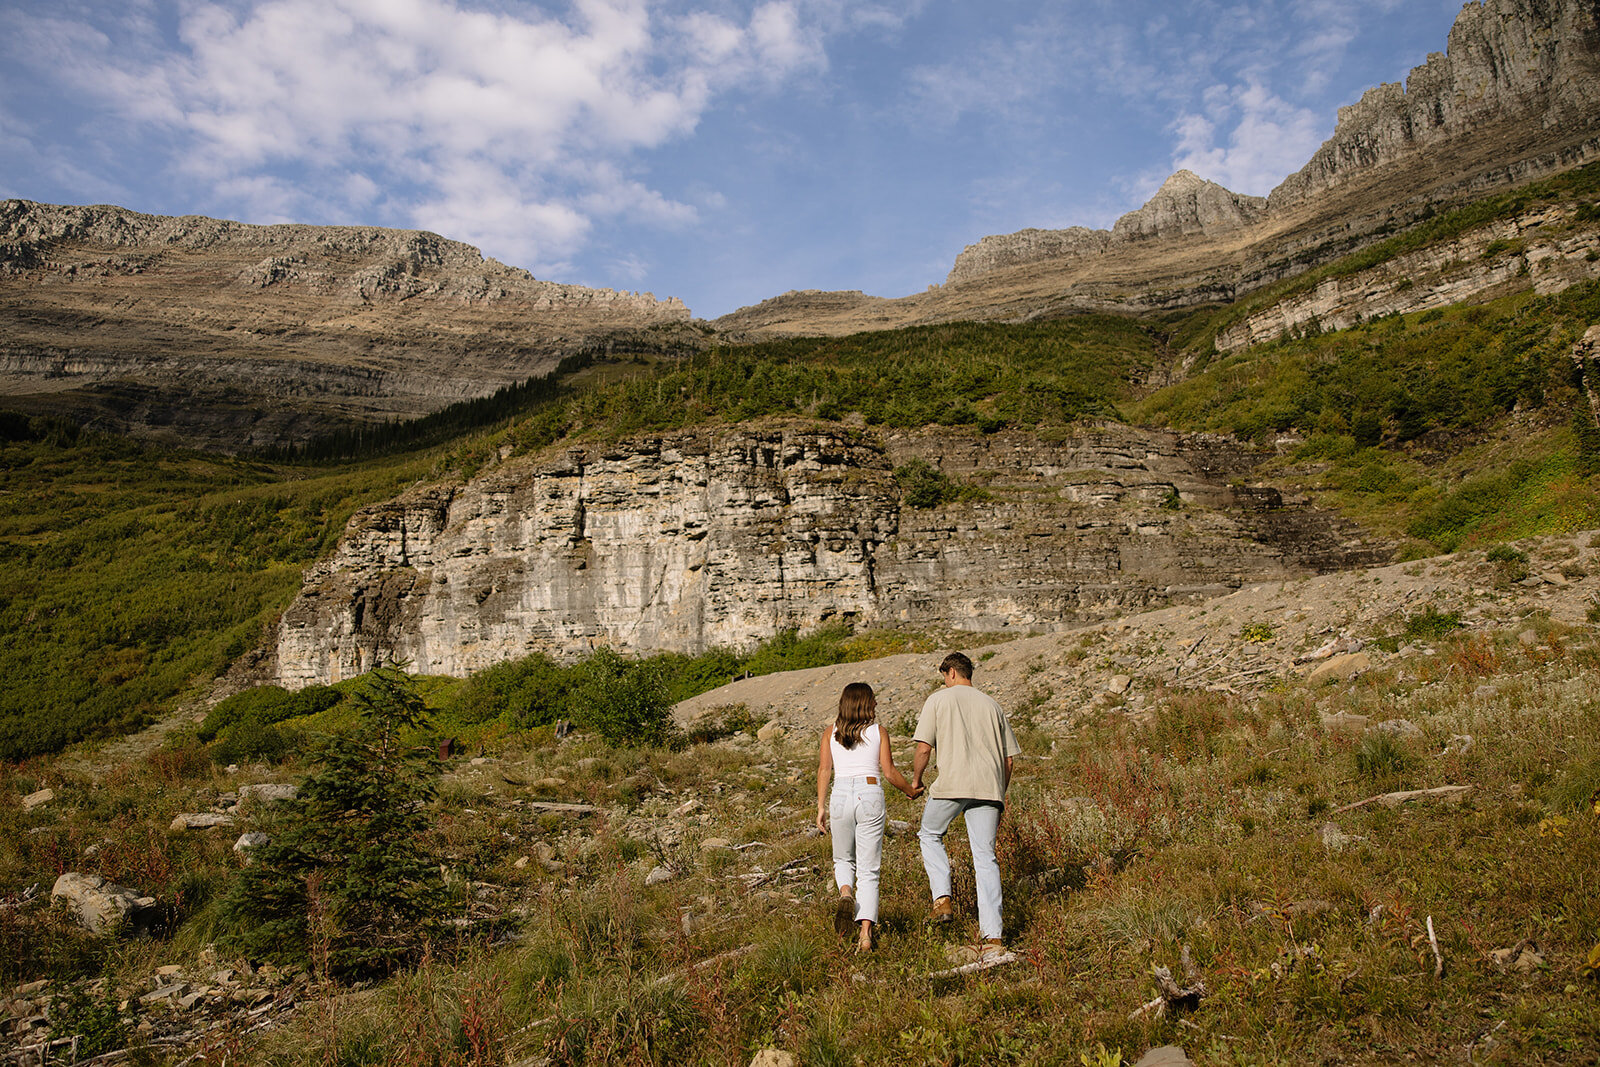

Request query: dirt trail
[{"left": 676, "top": 532, "right": 1599, "bottom": 734}]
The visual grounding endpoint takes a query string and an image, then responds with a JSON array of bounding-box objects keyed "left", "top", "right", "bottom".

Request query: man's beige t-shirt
[{"left": 913, "top": 685, "right": 1022, "bottom": 802}]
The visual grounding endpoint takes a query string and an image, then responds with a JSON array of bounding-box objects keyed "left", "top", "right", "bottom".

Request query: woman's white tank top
[{"left": 830, "top": 723, "right": 881, "bottom": 779}]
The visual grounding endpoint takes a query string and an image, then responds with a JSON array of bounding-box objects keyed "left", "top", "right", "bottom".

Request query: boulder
[
  {"left": 233, "top": 832, "right": 270, "bottom": 856},
  {"left": 51, "top": 873, "right": 159, "bottom": 935},
  {"left": 21, "top": 788, "right": 54, "bottom": 811},
  {"left": 1306, "top": 652, "right": 1370, "bottom": 685},
  {"left": 238, "top": 783, "right": 298, "bottom": 805},
  {"left": 1108, "top": 674, "right": 1132, "bottom": 695},
  {"left": 756, "top": 722, "right": 787, "bottom": 742},
  {"left": 645, "top": 866, "right": 676, "bottom": 886}
]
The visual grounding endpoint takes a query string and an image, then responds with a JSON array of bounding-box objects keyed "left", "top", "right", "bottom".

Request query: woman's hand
[{"left": 816, "top": 808, "right": 828, "bottom": 834}]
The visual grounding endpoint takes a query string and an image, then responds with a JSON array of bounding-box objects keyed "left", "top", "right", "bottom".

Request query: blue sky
[{"left": 1, "top": 0, "right": 1465, "bottom": 319}]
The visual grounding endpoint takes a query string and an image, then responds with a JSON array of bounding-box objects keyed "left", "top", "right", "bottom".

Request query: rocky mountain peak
[
  {"left": 1112, "top": 170, "right": 1267, "bottom": 241},
  {"left": 1268, "top": 0, "right": 1600, "bottom": 209}
]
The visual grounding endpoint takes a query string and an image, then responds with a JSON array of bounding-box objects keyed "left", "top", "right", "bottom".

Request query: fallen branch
[
  {"left": 1330, "top": 785, "right": 1471, "bottom": 815},
  {"left": 517, "top": 800, "right": 599, "bottom": 815},
  {"left": 1173, "top": 634, "right": 1206, "bottom": 678},
  {"left": 1129, "top": 963, "right": 1207, "bottom": 1020},
  {"left": 654, "top": 944, "right": 760, "bottom": 985},
  {"left": 1426, "top": 916, "right": 1445, "bottom": 979},
  {"left": 928, "top": 950, "right": 1018, "bottom": 979}
]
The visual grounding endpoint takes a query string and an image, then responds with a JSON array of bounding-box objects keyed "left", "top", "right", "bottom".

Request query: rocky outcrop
[
  {"left": 945, "top": 172, "right": 1262, "bottom": 286},
  {"left": 0, "top": 200, "right": 692, "bottom": 449},
  {"left": 1217, "top": 202, "right": 1600, "bottom": 351},
  {"left": 1268, "top": 0, "right": 1600, "bottom": 210},
  {"left": 929, "top": 0, "right": 1600, "bottom": 313},
  {"left": 271, "top": 422, "right": 1389, "bottom": 687},
  {"left": 0, "top": 201, "right": 688, "bottom": 317},
  {"left": 1112, "top": 171, "right": 1267, "bottom": 242},
  {"left": 945, "top": 228, "right": 1114, "bottom": 287}
]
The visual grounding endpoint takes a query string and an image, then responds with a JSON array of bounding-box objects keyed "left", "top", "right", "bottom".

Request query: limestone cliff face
[
  {"left": 0, "top": 201, "right": 688, "bottom": 317},
  {"left": 1218, "top": 203, "right": 1600, "bottom": 352},
  {"left": 1268, "top": 0, "right": 1600, "bottom": 209},
  {"left": 272, "top": 423, "right": 1389, "bottom": 686}
]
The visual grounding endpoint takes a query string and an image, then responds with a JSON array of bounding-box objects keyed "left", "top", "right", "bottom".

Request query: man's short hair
[{"left": 939, "top": 651, "right": 974, "bottom": 679}]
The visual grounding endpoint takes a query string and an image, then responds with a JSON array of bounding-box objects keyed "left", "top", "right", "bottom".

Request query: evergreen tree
[{"left": 221, "top": 666, "right": 447, "bottom": 978}]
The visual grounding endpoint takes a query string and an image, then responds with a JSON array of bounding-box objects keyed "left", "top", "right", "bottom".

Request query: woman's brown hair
[{"left": 834, "top": 682, "right": 877, "bottom": 749}]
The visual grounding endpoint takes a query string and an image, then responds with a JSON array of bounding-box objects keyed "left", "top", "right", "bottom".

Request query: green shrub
[
  {"left": 1354, "top": 732, "right": 1412, "bottom": 780},
  {"left": 894, "top": 457, "right": 987, "bottom": 509},
  {"left": 211, "top": 718, "right": 302, "bottom": 765},
  {"left": 1402, "top": 608, "right": 1462, "bottom": 642},
  {"left": 443, "top": 653, "right": 574, "bottom": 728},
  {"left": 569, "top": 648, "right": 675, "bottom": 748},
  {"left": 200, "top": 685, "right": 342, "bottom": 741},
  {"left": 47, "top": 981, "right": 127, "bottom": 1058}
]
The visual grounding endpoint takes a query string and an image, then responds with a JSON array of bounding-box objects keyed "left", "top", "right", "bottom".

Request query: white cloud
[
  {"left": 1170, "top": 81, "right": 1325, "bottom": 194},
  {"left": 2, "top": 0, "right": 849, "bottom": 276}
]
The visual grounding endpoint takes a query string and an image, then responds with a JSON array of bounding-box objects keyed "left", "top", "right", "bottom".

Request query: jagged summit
[
  {"left": 895, "top": 0, "right": 1600, "bottom": 308},
  {"left": 1112, "top": 170, "right": 1267, "bottom": 241},
  {"left": 942, "top": 170, "right": 1265, "bottom": 286}
]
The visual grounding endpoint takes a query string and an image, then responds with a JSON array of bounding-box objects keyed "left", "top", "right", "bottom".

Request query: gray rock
[
  {"left": 238, "top": 783, "right": 298, "bottom": 805},
  {"left": 233, "top": 832, "right": 270, "bottom": 855},
  {"left": 21, "top": 788, "right": 53, "bottom": 811},
  {"left": 645, "top": 866, "right": 675, "bottom": 887},
  {"left": 1107, "top": 674, "right": 1132, "bottom": 695},
  {"left": 1134, "top": 1047, "right": 1194, "bottom": 1067},
  {"left": 700, "top": 838, "right": 732, "bottom": 851},
  {"left": 52, "top": 873, "right": 158, "bottom": 935},
  {"left": 1320, "top": 823, "right": 1362, "bottom": 852},
  {"left": 755, "top": 722, "right": 787, "bottom": 742},
  {"left": 1444, "top": 734, "right": 1475, "bottom": 756},
  {"left": 170, "top": 813, "right": 235, "bottom": 832}
]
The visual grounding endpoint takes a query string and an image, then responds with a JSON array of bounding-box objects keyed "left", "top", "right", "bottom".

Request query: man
[{"left": 912, "top": 651, "right": 1022, "bottom": 952}]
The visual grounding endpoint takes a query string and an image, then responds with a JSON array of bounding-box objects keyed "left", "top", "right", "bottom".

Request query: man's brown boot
[{"left": 930, "top": 896, "right": 954, "bottom": 924}]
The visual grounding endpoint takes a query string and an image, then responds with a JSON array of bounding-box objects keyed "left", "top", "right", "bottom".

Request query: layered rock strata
[
  {"left": 272, "top": 423, "right": 1389, "bottom": 687},
  {"left": 945, "top": 171, "right": 1264, "bottom": 286},
  {"left": 1217, "top": 203, "right": 1600, "bottom": 351},
  {"left": 712, "top": 0, "right": 1600, "bottom": 342},
  {"left": 1268, "top": 0, "right": 1600, "bottom": 209},
  {"left": 0, "top": 201, "right": 690, "bottom": 448}
]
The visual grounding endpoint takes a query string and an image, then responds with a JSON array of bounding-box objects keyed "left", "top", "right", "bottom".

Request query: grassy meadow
[{"left": 4, "top": 609, "right": 1598, "bottom": 1063}]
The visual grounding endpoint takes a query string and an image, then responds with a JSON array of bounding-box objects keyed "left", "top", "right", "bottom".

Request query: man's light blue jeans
[{"left": 919, "top": 798, "right": 1004, "bottom": 939}]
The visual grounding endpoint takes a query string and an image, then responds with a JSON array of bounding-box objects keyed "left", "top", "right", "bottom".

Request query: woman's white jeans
[{"left": 830, "top": 776, "right": 886, "bottom": 924}]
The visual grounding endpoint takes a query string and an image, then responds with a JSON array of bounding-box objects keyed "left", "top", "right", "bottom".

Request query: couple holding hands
[{"left": 814, "top": 652, "right": 1022, "bottom": 954}]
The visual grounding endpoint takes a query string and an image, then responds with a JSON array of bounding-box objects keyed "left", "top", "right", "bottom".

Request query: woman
[{"left": 816, "top": 682, "right": 920, "bottom": 952}]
